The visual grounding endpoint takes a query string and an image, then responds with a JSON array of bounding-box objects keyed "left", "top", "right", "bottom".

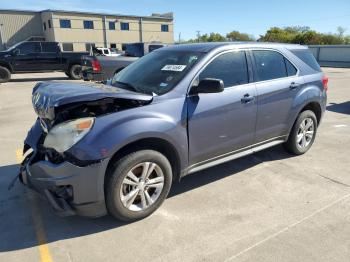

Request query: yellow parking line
[
  {"left": 16, "top": 149, "right": 53, "bottom": 262},
  {"left": 15, "top": 149, "right": 23, "bottom": 163}
]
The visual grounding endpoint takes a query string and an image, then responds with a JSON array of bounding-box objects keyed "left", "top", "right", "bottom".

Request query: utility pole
[
  {"left": 178, "top": 32, "right": 181, "bottom": 43},
  {"left": 196, "top": 30, "right": 201, "bottom": 42}
]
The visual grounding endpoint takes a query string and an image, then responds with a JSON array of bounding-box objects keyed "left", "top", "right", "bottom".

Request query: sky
[{"left": 1, "top": 0, "right": 350, "bottom": 40}]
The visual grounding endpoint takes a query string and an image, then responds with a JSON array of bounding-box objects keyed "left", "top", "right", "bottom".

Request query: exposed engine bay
[
  {"left": 25, "top": 81, "right": 153, "bottom": 166},
  {"left": 49, "top": 97, "right": 148, "bottom": 126},
  {"left": 31, "top": 81, "right": 153, "bottom": 128}
]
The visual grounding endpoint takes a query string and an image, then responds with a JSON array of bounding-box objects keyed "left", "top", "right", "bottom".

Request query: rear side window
[
  {"left": 41, "top": 42, "right": 58, "bottom": 53},
  {"left": 290, "top": 49, "right": 321, "bottom": 72},
  {"left": 253, "top": 50, "right": 287, "bottom": 81},
  {"left": 199, "top": 51, "right": 249, "bottom": 88}
]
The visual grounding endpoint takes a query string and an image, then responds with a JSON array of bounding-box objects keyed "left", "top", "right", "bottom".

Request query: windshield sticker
[
  {"left": 160, "top": 82, "right": 168, "bottom": 87},
  {"left": 161, "top": 65, "right": 187, "bottom": 72}
]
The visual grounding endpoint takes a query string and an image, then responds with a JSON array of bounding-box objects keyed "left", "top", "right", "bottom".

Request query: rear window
[{"left": 290, "top": 49, "right": 321, "bottom": 72}]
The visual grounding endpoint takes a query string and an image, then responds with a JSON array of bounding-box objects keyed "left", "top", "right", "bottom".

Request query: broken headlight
[{"left": 43, "top": 118, "right": 94, "bottom": 153}]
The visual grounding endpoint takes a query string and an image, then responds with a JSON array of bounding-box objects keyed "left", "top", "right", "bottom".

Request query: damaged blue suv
[{"left": 19, "top": 43, "right": 327, "bottom": 221}]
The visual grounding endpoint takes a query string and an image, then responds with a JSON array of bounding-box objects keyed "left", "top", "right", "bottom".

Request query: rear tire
[
  {"left": 105, "top": 150, "right": 172, "bottom": 222},
  {"left": 0, "top": 66, "right": 11, "bottom": 83},
  {"left": 284, "top": 110, "right": 317, "bottom": 155},
  {"left": 68, "top": 64, "right": 82, "bottom": 80}
]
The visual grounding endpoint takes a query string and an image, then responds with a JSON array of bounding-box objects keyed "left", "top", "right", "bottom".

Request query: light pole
[{"left": 0, "top": 24, "right": 4, "bottom": 49}]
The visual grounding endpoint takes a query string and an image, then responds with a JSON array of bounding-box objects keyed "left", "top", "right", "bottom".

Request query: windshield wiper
[
  {"left": 113, "top": 81, "right": 139, "bottom": 93},
  {"left": 113, "top": 81, "right": 154, "bottom": 96}
]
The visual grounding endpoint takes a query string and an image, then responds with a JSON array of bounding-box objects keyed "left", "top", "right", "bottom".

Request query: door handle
[
  {"left": 241, "top": 93, "right": 254, "bottom": 103},
  {"left": 290, "top": 82, "right": 300, "bottom": 90}
]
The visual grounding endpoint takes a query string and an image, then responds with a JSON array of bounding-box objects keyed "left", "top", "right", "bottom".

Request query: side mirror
[
  {"left": 13, "top": 49, "right": 20, "bottom": 56},
  {"left": 191, "top": 78, "right": 224, "bottom": 94}
]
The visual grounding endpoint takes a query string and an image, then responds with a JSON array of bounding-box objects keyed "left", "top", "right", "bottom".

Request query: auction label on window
[{"left": 161, "top": 65, "right": 187, "bottom": 72}]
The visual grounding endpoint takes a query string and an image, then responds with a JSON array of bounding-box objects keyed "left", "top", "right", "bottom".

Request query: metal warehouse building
[{"left": 0, "top": 9, "right": 174, "bottom": 51}]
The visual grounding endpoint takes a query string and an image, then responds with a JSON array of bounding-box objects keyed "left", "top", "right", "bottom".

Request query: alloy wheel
[
  {"left": 296, "top": 117, "right": 314, "bottom": 148},
  {"left": 120, "top": 162, "right": 164, "bottom": 211}
]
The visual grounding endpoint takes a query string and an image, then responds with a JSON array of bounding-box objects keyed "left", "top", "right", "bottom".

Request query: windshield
[{"left": 111, "top": 50, "right": 203, "bottom": 95}]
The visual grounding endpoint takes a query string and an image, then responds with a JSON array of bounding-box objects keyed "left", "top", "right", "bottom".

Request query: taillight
[
  {"left": 322, "top": 75, "right": 328, "bottom": 92},
  {"left": 91, "top": 59, "right": 101, "bottom": 72}
]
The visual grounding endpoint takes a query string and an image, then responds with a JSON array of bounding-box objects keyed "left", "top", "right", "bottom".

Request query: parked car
[
  {"left": 19, "top": 42, "right": 327, "bottom": 221},
  {"left": 81, "top": 55, "right": 137, "bottom": 82},
  {"left": 81, "top": 43, "right": 166, "bottom": 82},
  {"left": 0, "top": 41, "right": 88, "bottom": 83}
]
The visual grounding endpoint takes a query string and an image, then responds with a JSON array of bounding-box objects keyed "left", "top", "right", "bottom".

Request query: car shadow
[
  {"left": 326, "top": 101, "right": 350, "bottom": 115},
  {"left": 9, "top": 76, "right": 69, "bottom": 82},
  {"left": 0, "top": 145, "right": 292, "bottom": 252}
]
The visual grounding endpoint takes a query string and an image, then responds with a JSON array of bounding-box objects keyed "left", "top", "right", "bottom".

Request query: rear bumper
[
  {"left": 81, "top": 67, "right": 105, "bottom": 82},
  {"left": 20, "top": 153, "right": 109, "bottom": 218}
]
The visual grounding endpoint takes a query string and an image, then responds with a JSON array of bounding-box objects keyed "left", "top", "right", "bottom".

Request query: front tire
[
  {"left": 105, "top": 150, "right": 172, "bottom": 222},
  {"left": 68, "top": 64, "right": 82, "bottom": 80},
  {"left": 0, "top": 66, "right": 11, "bottom": 83},
  {"left": 284, "top": 110, "right": 317, "bottom": 155}
]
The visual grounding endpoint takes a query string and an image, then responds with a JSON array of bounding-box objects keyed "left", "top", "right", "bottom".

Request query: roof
[
  {"left": 0, "top": 8, "right": 173, "bottom": 20},
  {"left": 162, "top": 42, "right": 307, "bottom": 52}
]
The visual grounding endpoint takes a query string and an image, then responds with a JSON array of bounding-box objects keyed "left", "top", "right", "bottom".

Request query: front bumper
[{"left": 20, "top": 152, "right": 109, "bottom": 218}]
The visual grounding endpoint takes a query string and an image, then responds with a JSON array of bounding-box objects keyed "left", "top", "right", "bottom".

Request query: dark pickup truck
[
  {"left": 81, "top": 43, "right": 166, "bottom": 82},
  {"left": 0, "top": 41, "right": 88, "bottom": 83}
]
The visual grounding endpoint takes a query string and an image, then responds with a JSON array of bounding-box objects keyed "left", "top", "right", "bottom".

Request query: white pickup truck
[{"left": 96, "top": 48, "right": 122, "bottom": 57}]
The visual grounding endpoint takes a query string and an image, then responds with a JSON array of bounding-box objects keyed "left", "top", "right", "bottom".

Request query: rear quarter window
[{"left": 290, "top": 49, "right": 321, "bottom": 72}]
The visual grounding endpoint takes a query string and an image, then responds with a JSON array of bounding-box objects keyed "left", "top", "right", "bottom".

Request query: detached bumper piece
[
  {"left": 43, "top": 188, "right": 75, "bottom": 217},
  {"left": 20, "top": 150, "right": 109, "bottom": 218}
]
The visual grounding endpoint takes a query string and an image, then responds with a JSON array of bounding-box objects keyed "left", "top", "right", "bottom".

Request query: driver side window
[
  {"left": 199, "top": 51, "right": 249, "bottom": 88},
  {"left": 17, "top": 42, "right": 40, "bottom": 55}
]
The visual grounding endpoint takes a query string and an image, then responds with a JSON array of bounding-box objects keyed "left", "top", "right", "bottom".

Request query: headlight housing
[{"left": 43, "top": 117, "right": 94, "bottom": 153}]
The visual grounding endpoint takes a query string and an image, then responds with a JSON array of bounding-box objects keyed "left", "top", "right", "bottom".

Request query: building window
[
  {"left": 62, "top": 43, "right": 73, "bottom": 51},
  {"left": 121, "top": 22, "right": 129, "bottom": 31},
  {"left": 84, "top": 20, "right": 94, "bottom": 29},
  {"left": 43, "top": 22, "right": 46, "bottom": 31},
  {"left": 48, "top": 19, "right": 51, "bottom": 28},
  {"left": 110, "top": 43, "right": 117, "bottom": 48},
  {"left": 161, "top": 24, "right": 169, "bottom": 32},
  {"left": 60, "top": 19, "right": 71, "bottom": 28},
  {"left": 121, "top": 44, "right": 127, "bottom": 51},
  {"left": 109, "top": 21, "right": 115, "bottom": 30},
  {"left": 85, "top": 43, "right": 95, "bottom": 51}
]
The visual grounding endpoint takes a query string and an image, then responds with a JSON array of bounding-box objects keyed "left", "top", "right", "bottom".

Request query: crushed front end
[
  {"left": 18, "top": 81, "right": 152, "bottom": 217},
  {"left": 20, "top": 119, "right": 109, "bottom": 217}
]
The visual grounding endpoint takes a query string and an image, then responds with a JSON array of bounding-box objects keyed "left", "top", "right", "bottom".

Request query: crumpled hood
[{"left": 32, "top": 81, "right": 153, "bottom": 120}]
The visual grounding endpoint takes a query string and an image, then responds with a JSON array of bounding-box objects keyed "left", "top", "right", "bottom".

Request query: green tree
[
  {"left": 259, "top": 27, "right": 296, "bottom": 42},
  {"left": 259, "top": 26, "right": 349, "bottom": 45},
  {"left": 226, "top": 31, "right": 255, "bottom": 41},
  {"left": 201, "top": 32, "right": 226, "bottom": 42},
  {"left": 186, "top": 32, "right": 226, "bottom": 43}
]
